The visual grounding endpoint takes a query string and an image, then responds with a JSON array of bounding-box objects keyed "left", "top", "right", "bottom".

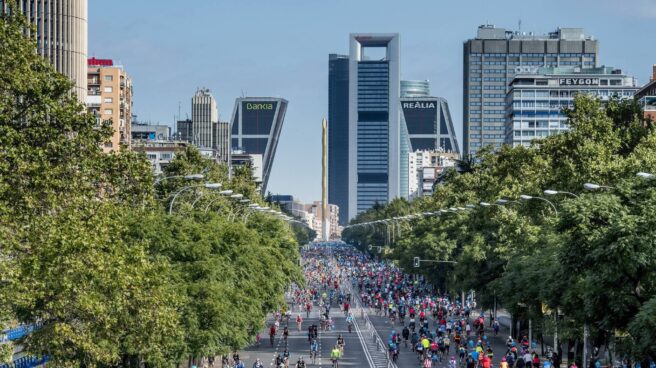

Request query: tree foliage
[
  {"left": 0, "top": 8, "right": 302, "bottom": 367},
  {"left": 343, "top": 94, "right": 656, "bottom": 360}
]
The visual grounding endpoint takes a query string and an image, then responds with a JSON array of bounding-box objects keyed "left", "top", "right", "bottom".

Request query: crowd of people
[{"left": 218, "top": 243, "right": 568, "bottom": 368}]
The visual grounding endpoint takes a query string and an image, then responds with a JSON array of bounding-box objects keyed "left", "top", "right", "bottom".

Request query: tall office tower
[
  {"left": 2, "top": 0, "right": 88, "bottom": 100},
  {"left": 328, "top": 54, "right": 350, "bottom": 225},
  {"left": 348, "top": 34, "right": 400, "bottom": 220},
  {"left": 463, "top": 25, "right": 598, "bottom": 156},
  {"left": 230, "top": 97, "right": 288, "bottom": 194},
  {"left": 212, "top": 121, "right": 230, "bottom": 162},
  {"left": 507, "top": 66, "right": 637, "bottom": 147},
  {"left": 86, "top": 58, "right": 133, "bottom": 152},
  {"left": 191, "top": 88, "right": 218, "bottom": 149},
  {"left": 401, "top": 80, "right": 430, "bottom": 97}
]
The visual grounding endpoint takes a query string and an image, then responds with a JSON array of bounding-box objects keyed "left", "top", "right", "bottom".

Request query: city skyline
[{"left": 88, "top": 0, "right": 656, "bottom": 202}]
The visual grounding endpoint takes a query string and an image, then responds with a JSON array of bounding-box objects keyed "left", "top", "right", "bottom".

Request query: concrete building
[
  {"left": 328, "top": 53, "right": 350, "bottom": 225},
  {"left": 2, "top": 0, "right": 88, "bottom": 100},
  {"left": 131, "top": 122, "right": 170, "bottom": 142},
  {"left": 507, "top": 66, "right": 638, "bottom": 147},
  {"left": 86, "top": 58, "right": 133, "bottom": 152},
  {"left": 231, "top": 150, "right": 264, "bottom": 187},
  {"left": 132, "top": 141, "right": 189, "bottom": 175},
  {"left": 463, "top": 25, "right": 598, "bottom": 156},
  {"left": 191, "top": 88, "right": 218, "bottom": 149},
  {"left": 307, "top": 201, "right": 341, "bottom": 241},
  {"left": 213, "top": 121, "right": 230, "bottom": 162},
  {"left": 230, "top": 97, "right": 288, "bottom": 194},
  {"left": 348, "top": 33, "right": 401, "bottom": 220},
  {"left": 176, "top": 119, "right": 193, "bottom": 142},
  {"left": 408, "top": 150, "right": 459, "bottom": 199},
  {"left": 635, "top": 65, "right": 656, "bottom": 122}
]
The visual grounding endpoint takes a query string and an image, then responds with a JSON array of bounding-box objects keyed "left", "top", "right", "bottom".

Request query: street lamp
[
  {"left": 543, "top": 189, "right": 579, "bottom": 198},
  {"left": 155, "top": 173, "right": 205, "bottom": 184},
  {"left": 169, "top": 183, "right": 222, "bottom": 214},
  {"left": 637, "top": 172, "right": 655, "bottom": 179},
  {"left": 583, "top": 182, "right": 614, "bottom": 191},
  {"left": 519, "top": 194, "right": 558, "bottom": 215}
]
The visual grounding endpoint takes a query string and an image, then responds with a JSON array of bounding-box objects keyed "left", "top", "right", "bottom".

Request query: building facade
[
  {"left": 132, "top": 141, "right": 189, "bottom": 175},
  {"left": 86, "top": 58, "right": 133, "bottom": 152},
  {"left": 408, "top": 150, "right": 459, "bottom": 199},
  {"left": 230, "top": 97, "right": 288, "bottom": 194},
  {"left": 635, "top": 65, "right": 656, "bottom": 122},
  {"left": 176, "top": 119, "right": 193, "bottom": 142},
  {"left": 191, "top": 88, "right": 219, "bottom": 149},
  {"left": 131, "top": 122, "right": 170, "bottom": 142},
  {"left": 328, "top": 54, "right": 350, "bottom": 225},
  {"left": 463, "top": 25, "right": 598, "bottom": 156},
  {"left": 348, "top": 33, "right": 401, "bottom": 220},
  {"left": 2, "top": 0, "right": 88, "bottom": 99},
  {"left": 507, "top": 66, "right": 638, "bottom": 147},
  {"left": 213, "top": 121, "right": 230, "bottom": 162},
  {"left": 307, "top": 201, "right": 341, "bottom": 241}
]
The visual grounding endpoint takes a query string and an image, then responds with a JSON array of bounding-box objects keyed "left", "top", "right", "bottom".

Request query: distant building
[
  {"left": 86, "top": 58, "right": 133, "bottom": 152},
  {"left": 191, "top": 88, "right": 218, "bottom": 149},
  {"left": 408, "top": 150, "right": 459, "bottom": 199},
  {"left": 230, "top": 97, "right": 288, "bottom": 194},
  {"left": 463, "top": 25, "right": 599, "bottom": 156},
  {"left": 2, "top": 0, "right": 88, "bottom": 99},
  {"left": 213, "top": 122, "right": 230, "bottom": 162},
  {"left": 635, "top": 65, "right": 656, "bottom": 122},
  {"left": 328, "top": 53, "right": 350, "bottom": 225},
  {"left": 270, "top": 194, "right": 295, "bottom": 211},
  {"left": 307, "top": 202, "right": 341, "bottom": 241},
  {"left": 132, "top": 141, "right": 190, "bottom": 175},
  {"left": 231, "top": 150, "right": 264, "bottom": 187},
  {"left": 507, "top": 66, "right": 638, "bottom": 147},
  {"left": 348, "top": 33, "right": 401, "bottom": 219},
  {"left": 176, "top": 119, "right": 193, "bottom": 142},
  {"left": 131, "top": 122, "right": 170, "bottom": 142}
]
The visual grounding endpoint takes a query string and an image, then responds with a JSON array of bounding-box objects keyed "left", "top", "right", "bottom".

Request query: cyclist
[
  {"left": 295, "top": 356, "right": 306, "bottom": 368},
  {"left": 330, "top": 345, "right": 342, "bottom": 368},
  {"left": 270, "top": 325, "right": 277, "bottom": 347},
  {"left": 337, "top": 334, "right": 345, "bottom": 353},
  {"left": 283, "top": 326, "right": 289, "bottom": 345},
  {"left": 402, "top": 325, "right": 410, "bottom": 348},
  {"left": 346, "top": 313, "right": 354, "bottom": 333},
  {"left": 310, "top": 339, "right": 318, "bottom": 364},
  {"left": 296, "top": 314, "right": 303, "bottom": 332},
  {"left": 282, "top": 349, "right": 290, "bottom": 367},
  {"left": 252, "top": 358, "right": 264, "bottom": 368},
  {"left": 389, "top": 340, "right": 399, "bottom": 362}
]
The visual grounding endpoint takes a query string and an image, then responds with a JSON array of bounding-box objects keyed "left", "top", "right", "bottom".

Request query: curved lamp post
[
  {"left": 168, "top": 183, "right": 221, "bottom": 214},
  {"left": 519, "top": 194, "right": 558, "bottom": 215}
]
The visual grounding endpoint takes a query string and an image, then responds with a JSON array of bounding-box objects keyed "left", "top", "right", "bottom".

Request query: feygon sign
[
  {"left": 558, "top": 78, "right": 600, "bottom": 86},
  {"left": 402, "top": 102, "right": 436, "bottom": 109}
]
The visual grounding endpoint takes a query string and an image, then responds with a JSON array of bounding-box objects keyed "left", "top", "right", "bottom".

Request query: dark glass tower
[{"left": 328, "top": 54, "right": 349, "bottom": 225}]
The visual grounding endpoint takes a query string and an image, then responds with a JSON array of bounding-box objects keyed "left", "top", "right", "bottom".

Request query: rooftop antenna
[
  {"left": 177, "top": 101, "right": 181, "bottom": 122},
  {"left": 518, "top": 19, "right": 522, "bottom": 32}
]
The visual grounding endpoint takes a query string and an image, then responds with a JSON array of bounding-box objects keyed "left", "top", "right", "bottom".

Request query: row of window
[
  {"left": 470, "top": 125, "right": 506, "bottom": 130},
  {"left": 470, "top": 53, "right": 596, "bottom": 57},
  {"left": 470, "top": 134, "right": 505, "bottom": 139}
]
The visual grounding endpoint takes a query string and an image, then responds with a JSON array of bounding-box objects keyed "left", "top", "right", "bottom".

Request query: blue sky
[{"left": 89, "top": 0, "right": 656, "bottom": 203}]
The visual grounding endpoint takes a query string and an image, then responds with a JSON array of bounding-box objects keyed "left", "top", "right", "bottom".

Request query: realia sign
[{"left": 402, "top": 102, "right": 436, "bottom": 109}]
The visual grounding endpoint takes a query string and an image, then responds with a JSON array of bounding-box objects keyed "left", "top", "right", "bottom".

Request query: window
[
  {"left": 104, "top": 75, "right": 113, "bottom": 81},
  {"left": 146, "top": 154, "right": 157, "bottom": 160},
  {"left": 104, "top": 109, "right": 113, "bottom": 115},
  {"left": 104, "top": 97, "right": 113, "bottom": 104},
  {"left": 104, "top": 86, "right": 113, "bottom": 93}
]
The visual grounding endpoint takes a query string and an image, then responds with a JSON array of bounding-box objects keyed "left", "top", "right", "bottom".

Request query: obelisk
[{"left": 322, "top": 118, "right": 330, "bottom": 241}]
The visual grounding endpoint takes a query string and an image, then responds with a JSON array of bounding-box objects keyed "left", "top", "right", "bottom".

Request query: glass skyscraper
[
  {"left": 230, "top": 97, "right": 288, "bottom": 194},
  {"left": 463, "top": 25, "right": 598, "bottom": 156},
  {"left": 328, "top": 54, "right": 350, "bottom": 225},
  {"left": 348, "top": 34, "right": 400, "bottom": 220}
]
